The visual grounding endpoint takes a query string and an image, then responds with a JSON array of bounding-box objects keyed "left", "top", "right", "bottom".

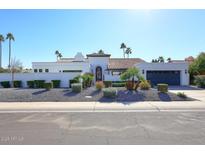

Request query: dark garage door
[{"left": 146, "top": 71, "right": 180, "bottom": 85}]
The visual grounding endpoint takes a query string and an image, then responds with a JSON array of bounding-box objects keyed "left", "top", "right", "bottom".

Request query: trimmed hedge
[
  {"left": 27, "top": 80, "right": 35, "bottom": 88},
  {"left": 44, "top": 82, "right": 53, "bottom": 90},
  {"left": 157, "top": 84, "right": 168, "bottom": 93},
  {"left": 69, "top": 79, "right": 79, "bottom": 88},
  {"left": 103, "top": 81, "right": 112, "bottom": 88},
  {"left": 71, "top": 83, "right": 82, "bottom": 93},
  {"left": 0, "top": 81, "right": 10, "bottom": 88},
  {"left": 194, "top": 75, "right": 205, "bottom": 88},
  {"left": 51, "top": 80, "right": 61, "bottom": 88},
  {"left": 13, "top": 80, "right": 22, "bottom": 88},
  {"left": 34, "top": 80, "right": 45, "bottom": 88},
  {"left": 112, "top": 82, "right": 125, "bottom": 87},
  {"left": 103, "top": 88, "right": 118, "bottom": 98}
]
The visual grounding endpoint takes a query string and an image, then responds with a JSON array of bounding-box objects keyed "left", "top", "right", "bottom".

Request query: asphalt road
[{"left": 0, "top": 111, "right": 205, "bottom": 145}]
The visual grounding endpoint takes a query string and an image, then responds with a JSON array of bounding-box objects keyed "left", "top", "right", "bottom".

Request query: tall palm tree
[
  {"left": 6, "top": 33, "right": 15, "bottom": 69},
  {"left": 55, "top": 50, "right": 60, "bottom": 61},
  {"left": 58, "top": 53, "right": 63, "bottom": 59},
  {"left": 120, "top": 43, "right": 127, "bottom": 58},
  {"left": 10, "top": 58, "right": 22, "bottom": 88},
  {"left": 167, "top": 57, "right": 172, "bottom": 63},
  {"left": 158, "top": 56, "right": 165, "bottom": 63},
  {"left": 0, "top": 34, "right": 5, "bottom": 68},
  {"left": 98, "top": 49, "right": 104, "bottom": 54},
  {"left": 125, "top": 47, "right": 132, "bottom": 58}
]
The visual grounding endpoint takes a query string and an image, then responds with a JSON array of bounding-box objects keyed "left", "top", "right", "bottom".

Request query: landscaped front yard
[{"left": 0, "top": 87, "right": 195, "bottom": 103}]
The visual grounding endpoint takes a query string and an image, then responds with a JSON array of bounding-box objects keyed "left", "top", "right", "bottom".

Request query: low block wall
[{"left": 0, "top": 72, "right": 81, "bottom": 88}]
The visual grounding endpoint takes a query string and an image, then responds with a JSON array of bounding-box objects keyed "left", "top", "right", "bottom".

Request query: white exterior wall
[
  {"left": 104, "top": 74, "right": 120, "bottom": 81},
  {"left": 0, "top": 73, "right": 81, "bottom": 88},
  {"left": 88, "top": 57, "right": 110, "bottom": 81},
  {"left": 136, "top": 62, "right": 190, "bottom": 85},
  {"left": 32, "top": 62, "right": 90, "bottom": 73}
]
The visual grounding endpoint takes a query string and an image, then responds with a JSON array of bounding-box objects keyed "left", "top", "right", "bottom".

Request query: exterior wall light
[
  {"left": 142, "top": 70, "right": 145, "bottom": 74},
  {"left": 185, "top": 69, "right": 187, "bottom": 74}
]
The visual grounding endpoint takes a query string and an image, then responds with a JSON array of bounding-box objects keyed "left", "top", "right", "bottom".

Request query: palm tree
[
  {"left": 58, "top": 53, "right": 63, "bottom": 59},
  {"left": 6, "top": 33, "right": 15, "bottom": 69},
  {"left": 120, "top": 43, "right": 127, "bottom": 58},
  {"left": 10, "top": 58, "right": 22, "bottom": 88},
  {"left": 167, "top": 57, "right": 172, "bottom": 63},
  {"left": 158, "top": 56, "right": 165, "bottom": 63},
  {"left": 125, "top": 47, "right": 132, "bottom": 58},
  {"left": 98, "top": 49, "right": 104, "bottom": 54},
  {"left": 55, "top": 50, "right": 60, "bottom": 61},
  {"left": 0, "top": 34, "right": 5, "bottom": 68}
]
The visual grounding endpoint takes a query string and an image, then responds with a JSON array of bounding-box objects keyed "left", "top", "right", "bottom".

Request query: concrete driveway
[{"left": 169, "top": 86, "right": 205, "bottom": 101}]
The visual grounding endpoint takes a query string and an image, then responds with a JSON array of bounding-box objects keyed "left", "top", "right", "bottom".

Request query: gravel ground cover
[{"left": 0, "top": 87, "right": 195, "bottom": 103}]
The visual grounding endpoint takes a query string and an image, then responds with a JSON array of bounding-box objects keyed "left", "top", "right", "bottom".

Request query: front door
[{"left": 96, "top": 66, "right": 102, "bottom": 81}]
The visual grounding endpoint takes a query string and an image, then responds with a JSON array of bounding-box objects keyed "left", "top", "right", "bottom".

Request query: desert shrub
[
  {"left": 177, "top": 92, "right": 187, "bottom": 98},
  {"left": 13, "top": 80, "right": 22, "bottom": 88},
  {"left": 103, "top": 88, "right": 118, "bottom": 98},
  {"left": 34, "top": 80, "right": 45, "bottom": 88},
  {"left": 0, "top": 81, "right": 10, "bottom": 88},
  {"left": 44, "top": 82, "right": 53, "bottom": 90},
  {"left": 157, "top": 84, "right": 168, "bottom": 93},
  {"left": 112, "top": 82, "right": 125, "bottom": 87},
  {"left": 71, "top": 83, "right": 82, "bottom": 93},
  {"left": 103, "top": 81, "right": 112, "bottom": 88},
  {"left": 194, "top": 75, "right": 205, "bottom": 88},
  {"left": 96, "top": 81, "right": 104, "bottom": 90},
  {"left": 51, "top": 80, "right": 61, "bottom": 88},
  {"left": 139, "top": 80, "right": 151, "bottom": 90},
  {"left": 27, "top": 80, "right": 35, "bottom": 88}
]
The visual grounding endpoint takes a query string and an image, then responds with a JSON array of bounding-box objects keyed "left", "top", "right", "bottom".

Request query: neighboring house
[{"left": 32, "top": 52, "right": 190, "bottom": 86}]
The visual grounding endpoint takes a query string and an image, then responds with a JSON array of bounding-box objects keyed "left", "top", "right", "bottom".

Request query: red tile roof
[{"left": 108, "top": 58, "right": 145, "bottom": 70}]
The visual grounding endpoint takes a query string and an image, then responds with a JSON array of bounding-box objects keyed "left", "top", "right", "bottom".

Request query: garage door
[{"left": 146, "top": 71, "right": 180, "bottom": 85}]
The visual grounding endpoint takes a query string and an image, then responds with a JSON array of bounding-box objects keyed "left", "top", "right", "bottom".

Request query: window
[
  {"left": 39, "top": 69, "right": 43, "bottom": 73},
  {"left": 112, "top": 71, "right": 121, "bottom": 76},
  {"left": 45, "top": 69, "right": 49, "bottom": 72},
  {"left": 34, "top": 69, "right": 38, "bottom": 73}
]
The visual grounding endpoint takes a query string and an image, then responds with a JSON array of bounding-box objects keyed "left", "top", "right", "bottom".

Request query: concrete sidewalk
[{"left": 0, "top": 100, "right": 205, "bottom": 112}]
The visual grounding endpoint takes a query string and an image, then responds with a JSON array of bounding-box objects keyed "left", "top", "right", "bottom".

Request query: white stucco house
[{"left": 32, "top": 52, "right": 190, "bottom": 86}]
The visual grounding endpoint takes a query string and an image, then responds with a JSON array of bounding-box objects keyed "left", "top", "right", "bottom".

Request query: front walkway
[{"left": 169, "top": 86, "right": 205, "bottom": 101}]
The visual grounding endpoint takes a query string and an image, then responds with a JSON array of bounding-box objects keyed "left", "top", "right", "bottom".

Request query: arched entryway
[{"left": 95, "top": 66, "right": 102, "bottom": 81}]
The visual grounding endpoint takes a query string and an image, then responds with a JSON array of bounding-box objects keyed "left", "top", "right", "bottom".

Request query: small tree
[
  {"left": 10, "top": 58, "right": 22, "bottom": 88},
  {"left": 120, "top": 67, "right": 144, "bottom": 90}
]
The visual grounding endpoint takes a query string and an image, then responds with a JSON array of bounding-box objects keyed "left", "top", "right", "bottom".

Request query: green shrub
[
  {"left": 139, "top": 80, "right": 151, "bottom": 90},
  {"left": 51, "top": 80, "right": 61, "bottom": 88},
  {"left": 103, "top": 81, "right": 112, "bottom": 88},
  {"left": 0, "top": 81, "right": 10, "bottom": 88},
  {"left": 177, "top": 92, "right": 187, "bottom": 98},
  {"left": 81, "top": 73, "right": 94, "bottom": 88},
  {"left": 69, "top": 79, "right": 80, "bottom": 88},
  {"left": 194, "top": 75, "right": 205, "bottom": 88},
  {"left": 34, "top": 80, "right": 45, "bottom": 88},
  {"left": 96, "top": 81, "right": 104, "bottom": 90},
  {"left": 157, "top": 84, "right": 168, "bottom": 93},
  {"left": 13, "top": 80, "right": 22, "bottom": 88},
  {"left": 44, "top": 82, "right": 53, "bottom": 90},
  {"left": 112, "top": 82, "right": 125, "bottom": 87},
  {"left": 27, "top": 80, "right": 35, "bottom": 88},
  {"left": 71, "top": 83, "right": 82, "bottom": 93},
  {"left": 103, "top": 88, "right": 118, "bottom": 98}
]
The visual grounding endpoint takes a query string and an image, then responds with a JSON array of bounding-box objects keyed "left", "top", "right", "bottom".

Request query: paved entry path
[
  {"left": 169, "top": 86, "right": 205, "bottom": 101},
  {"left": 0, "top": 111, "right": 205, "bottom": 145}
]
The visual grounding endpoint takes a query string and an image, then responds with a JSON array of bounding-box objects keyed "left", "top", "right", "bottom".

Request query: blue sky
[{"left": 0, "top": 9, "right": 205, "bottom": 68}]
